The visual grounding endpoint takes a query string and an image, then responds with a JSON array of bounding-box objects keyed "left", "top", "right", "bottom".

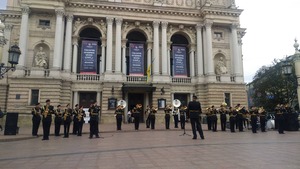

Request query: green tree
[{"left": 250, "top": 58, "right": 297, "bottom": 111}]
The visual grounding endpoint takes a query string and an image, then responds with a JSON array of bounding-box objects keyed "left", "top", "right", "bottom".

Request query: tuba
[
  {"left": 172, "top": 99, "right": 181, "bottom": 108},
  {"left": 117, "top": 100, "right": 127, "bottom": 108}
]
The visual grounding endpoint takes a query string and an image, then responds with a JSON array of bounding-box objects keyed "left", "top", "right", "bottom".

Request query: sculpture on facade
[
  {"left": 215, "top": 56, "right": 227, "bottom": 75},
  {"left": 34, "top": 47, "right": 48, "bottom": 69}
]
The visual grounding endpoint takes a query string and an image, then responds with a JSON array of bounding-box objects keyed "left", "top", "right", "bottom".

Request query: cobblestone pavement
[{"left": 0, "top": 123, "right": 299, "bottom": 169}]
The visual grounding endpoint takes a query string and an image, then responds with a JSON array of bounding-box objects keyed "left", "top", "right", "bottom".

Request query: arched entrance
[
  {"left": 170, "top": 34, "right": 190, "bottom": 77},
  {"left": 77, "top": 27, "right": 102, "bottom": 74}
]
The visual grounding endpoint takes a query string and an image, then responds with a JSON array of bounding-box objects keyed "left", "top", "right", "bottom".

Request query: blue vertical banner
[
  {"left": 129, "top": 43, "right": 144, "bottom": 76},
  {"left": 172, "top": 46, "right": 187, "bottom": 77},
  {"left": 80, "top": 40, "right": 98, "bottom": 74}
]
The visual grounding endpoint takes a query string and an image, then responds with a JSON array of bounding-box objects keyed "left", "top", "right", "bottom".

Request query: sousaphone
[
  {"left": 172, "top": 99, "right": 181, "bottom": 108},
  {"left": 117, "top": 100, "right": 127, "bottom": 108}
]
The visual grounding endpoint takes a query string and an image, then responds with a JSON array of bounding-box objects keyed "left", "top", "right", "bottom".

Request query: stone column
[
  {"left": 147, "top": 41, "right": 153, "bottom": 73},
  {"left": 189, "top": 44, "right": 196, "bottom": 77},
  {"left": 231, "top": 23, "right": 241, "bottom": 76},
  {"left": 72, "top": 36, "right": 79, "bottom": 73},
  {"left": 18, "top": 6, "right": 30, "bottom": 67},
  {"left": 1, "top": 25, "right": 12, "bottom": 64},
  {"left": 153, "top": 21, "right": 160, "bottom": 75},
  {"left": 73, "top": 91, "right": 78, "bottom": 107},
  {"left": 161, "top": 21, "right": 168, "bottom": 75},
  {"left": 205, "top": 20, "right": 214, "bottom": 75},
  {"left": 167, "top": 41, "right": 172, "bottom": 76},
  {"left": 106, "top": 17, "right": 114, "bottom": 73},
  {"left": 122, "top": 39, "right": 127, "bottom": 74},
  {"left": 53, "top": 9, "right": 65, "bottom": 69},
  {"left": 196, "top": 24, "right": 204, "bottom": 76},
  {"left": 115, "top": 18, "right": 122, "bottom": 73},
  {"left": 101, "top": 38, "right": 107, "bottom": 74},
  {"left": 0, "top": 24, "right": 5, "bottom": 63},
  {"left": 63, "top": 14, "right": 73, "bottom": 72}
]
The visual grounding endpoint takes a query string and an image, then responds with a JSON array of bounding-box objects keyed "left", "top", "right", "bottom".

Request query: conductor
[{"left": 187, "top": 95, "right": 204, "bottom": 140}]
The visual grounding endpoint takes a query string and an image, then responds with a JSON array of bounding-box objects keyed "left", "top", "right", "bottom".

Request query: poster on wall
[
  {"left": 172, "top": 46, "right": 187, "bottom": 77},
  {"left": 80, "top": 40, "right": 98, "bottom": 74},
  {"left": 129, "top": 43, "right": 144, "bottom": 76}
]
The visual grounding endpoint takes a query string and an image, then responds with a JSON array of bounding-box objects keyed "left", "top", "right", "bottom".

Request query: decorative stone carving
[
  {"left": 87, "top": 17, "right": 94, "bottom": 24},
  {"left": 145, "top": 23, "right": 153, "bottom": 39},
  {"left": 55, "top": 9, "right": 65, "bottom": 17},
  {"left": 215, "top": 56, "right": 227, "bottom": 75},
  {"left": 95, "top": 19, "right": 107, "bottom": 37},
  {"left": 34, "top": 46, "right": 48, "bottom": 69},
  {"left": 176, "top": 0, "right": 184, "bottom": 6},
  {"left": 21, "top": 6, "right": 31, "bottom": 15},
  {"left": 73, "top": 18, "right": 85, "bottom": 34}
]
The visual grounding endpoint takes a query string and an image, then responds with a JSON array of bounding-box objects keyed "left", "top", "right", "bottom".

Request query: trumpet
[
  {"left": 180, "top": 106, "right": 187, "bottom": 110},
  {"left": 43, "top": 105, "right": 49, "bottom": 118}
]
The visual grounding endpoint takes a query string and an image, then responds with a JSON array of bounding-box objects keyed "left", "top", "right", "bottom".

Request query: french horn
[{"left": 172, "top": 99, "right": 181, "bottom": 108}]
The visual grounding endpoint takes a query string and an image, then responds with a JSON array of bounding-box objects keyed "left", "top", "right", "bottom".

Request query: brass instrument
[
  {"left": 172, "top": 99, "right": 181, "bottom": 108},
  {"left": 136, "top": 103, "right": 142, "bottom": 109},
  {"left": 117, "top": 100, "right": 127, "bottom": 108},
  {"left": 63, "top": 110, "right": 68, "bottom": 121},
  {"left": 258, "top": 107, "right": 265, "bottom": 114},
  {"left": 43, "top": 105, "right": 49, "bottom": 118},
  {"left": 180, "top": 105, "right": 187, "bottom": 110},
  {"left": 78, "top": 110, "right": 83, "bottom": 121}
]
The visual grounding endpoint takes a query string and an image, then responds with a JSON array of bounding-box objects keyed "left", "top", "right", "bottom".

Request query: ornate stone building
[{"left": 0, "top": 0, "right": 247, "bottom": 123}]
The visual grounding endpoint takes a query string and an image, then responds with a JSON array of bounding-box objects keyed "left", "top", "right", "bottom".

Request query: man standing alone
[{"left": 187, "top": 95, "right": 204, "bottom": 140}]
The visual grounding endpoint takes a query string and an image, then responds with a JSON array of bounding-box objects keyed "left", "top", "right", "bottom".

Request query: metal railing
[
  {"left": 171, "top": 77, "right": 191, "bottom": 83},
  {"left": 76, "top": 74, "right": 100, "bottom": 81}
]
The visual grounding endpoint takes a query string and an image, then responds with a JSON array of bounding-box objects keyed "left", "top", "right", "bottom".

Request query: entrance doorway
[
  {"left": 128, "top": 93, "right": 144, "bottom": 122},
  {"left": 79, "top": 92, "right": 97, "bottom": 108}
]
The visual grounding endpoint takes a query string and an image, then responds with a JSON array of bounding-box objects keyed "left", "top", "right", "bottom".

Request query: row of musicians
[{"left": 31, "top": 102, "right": 86, "bottom": 140}]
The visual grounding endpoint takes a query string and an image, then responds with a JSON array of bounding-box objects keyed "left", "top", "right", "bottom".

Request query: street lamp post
[
  {"left": 0, "top": 20, "right": 21, "bottom": 79},
  {"left": 282, "top": 59, "right": 293, "bottom": 104}
]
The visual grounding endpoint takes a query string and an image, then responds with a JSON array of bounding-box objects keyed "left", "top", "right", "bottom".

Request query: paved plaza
[{"left": 0, "top": 123, "right": 299, "bottom": 169}]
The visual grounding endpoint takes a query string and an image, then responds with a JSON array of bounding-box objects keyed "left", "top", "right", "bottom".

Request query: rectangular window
[
  {"left": 224, "top": 93, "right": 231, "bottom": 107},
  {"left": 39, "top": 20, "right": 50, "bottom": 27},
  {"left": 30, "top": 89, "right": 39, "bottom": 105}
]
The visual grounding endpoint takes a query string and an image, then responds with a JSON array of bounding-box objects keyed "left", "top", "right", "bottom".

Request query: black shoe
[
  {"left": 96, "top": 136, "right": 100, "bottom": 138},
  {"left": 89, "top": 137, "right": 93, "bottom": 139},
  {"left": 192, "top": 137, "right": 197, "bottom": 140},
  {"left": 201, "top": 137, "right": 205, "bottom": 140},
  {"left": 42, "top": 138, "right": 49, "bottom": 141}
]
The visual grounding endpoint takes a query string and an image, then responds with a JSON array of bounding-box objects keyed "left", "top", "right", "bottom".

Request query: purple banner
[
  {"left": 173, "top": 46, "right": 187, "bottom": 77},
  {"left": 80, "top": 40, "right": 97, "bottom": 74},
  {"left": 129, "top": 43, "right": 144, "bottom": 76}
]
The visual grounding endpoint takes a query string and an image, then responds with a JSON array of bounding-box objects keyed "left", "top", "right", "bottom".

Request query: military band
[
  {"left": 228, "top": 107, "right": 236, "bottom": 132},
  {"left": 72, "top": 104, "right": 80, "bottom": 135},
  {"left": 133, "top": 104, "right": 142, "bottom": 130},
  {"left": 89, "top": 102, "right": 100, "bottom": 138},
  {"left": 149, "top": 105, "right": 157, "bottom": 129},
  {"left": 77, "top": 106, "right": 86, "bottom": 136},
  {"left": 115, "top": 104, "right": 124, "bottom": 130},
  {"left": 249, "top": 107, "right": 258, "bottom": 133},
  {"left": 63, "top": 104, "right": 72, "bottom": 138},
  {"left": 54, "top": 105, "right": 63, "bottom": 136},
  {"left": 219, "top": 103, "right": 227, "bottom": 131}
]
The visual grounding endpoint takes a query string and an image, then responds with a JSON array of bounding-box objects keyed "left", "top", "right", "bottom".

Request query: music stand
[{"left": 179, "top": 122, "right": 191, "bottom": 136}]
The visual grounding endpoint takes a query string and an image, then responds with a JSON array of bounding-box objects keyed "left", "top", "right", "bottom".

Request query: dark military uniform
[
  {"left": 41, "top": 103, "right": 54, "bottom": 140},
  {"left": 63, "top": 108, "right": 72, "bottom": 138},
  {"left": 72, "top": 106, "right": 80, "bottom": 135},
  {"left": 259, "top": 109, "right": 266, "bottom": 132},
  {"left": 54, "top": 107, "right": 63, "bottom": 136},
  {"left": 236, "top": 107, "right": 244, "bottom": 132},
  {"left": 89, "top": 104, "right": 100, "bottom": 138},
  {"left": 164, "top": 107, "right": 172, "bottom": 129},
  {"left": 115, "top": 107, "right": 124, "bottom": 130},
  {"left": 187, "top": 98, "right": 204, "bottom": 140},
  {"left": 219, "top": 107, "right": 227, "bottom": 131},
  {"left": 145, "top": 107, "right": 150, "bottom": 128},
  {"left": 276, "top": 107, "right": 285, "bottom": 134},
  {"left": 31, "top": 105, "right": 41, "bottom": 136},
  {"left": 206, "top": 109, "right": 212, "bottom": 130},
  {"left": 77, "top": 108, "right": 86, "bottom": 136},
  {"left": 149, "top": 107, "right": 157, "bottom": 129},
  {"left": 211, "top": 106, "right": 218, "bottom": 132},
  {"left": 173, "top": 108, "right": 179, "bottom": 128},
  {"left": 179, "top": 108, "right": 186, "bottom": 129},
  {"left": 228, "top": 108, "right": 236, "bottom": 132},
  {"left": 133, "top": 107, "right": 142, "bottom": 130},
  {"left": 250, "top": 108, "right": 258, "bottom": 133}
]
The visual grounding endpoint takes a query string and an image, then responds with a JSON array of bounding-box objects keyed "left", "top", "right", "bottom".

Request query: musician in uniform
[
  {"left": 259, "top": 107, "right": 267, "bottom": 132},
  {"left": 179, "top": 105, "right": 187, "bottom": 130},
  {"left": 41, "top": 99, "right": 54, "bottom": 140},
  {"left": 89, "top": 101, "right": 100, "bottom": 138},
  {"left": 63, "top": 104, "right": 72, "bottom": 138},
  {"left": 115, "top": 105, "right": 124, "bottom": 130},
  {"left": 31, "top": 103, "right": 42, "bottom": 137},
  {"left": 228, "top": 107, "right": 236, "bottom": 132},
  {"left": 77, "top": 105, "right": 86, "bottom": 136},
  {"left": 211, "top": 105, "right": 218, "bottom": 132},
  {"left": 164, "top": 105, "right": 172, "bottom": 129},
  {"left": 219, "top": 103, "right": 228, "bottom": 131},
  {"left": 249, "top": 106, "right": 258, "bottom": 133},
  {"left": 54, "top": 105, "right": 63, "bottom": 136},
  {"left": 205, "top": 107, "right": 212, "bottom": 130},
  {"left": 276, "top": 105, "right": 285, "bottom": 134},
  {"left": 235, "top": 104, "right": 244, "bottom": 132},
  {"left": 133, "top": 104, "right": 142, "bottom": 130},
  {"left": 173, "top": 106, "right": 179, "bottom": 128},
  {"left": 145, "top": 105, "right": 150, "bottom": 128},
  {"left": 72, "top": 104, "right": 80, "bottom": 135},
  {"left": 149, "top": 105, "right": 157, "bottom": 130},
  {"left": 187, "top": 95, "right": 204, "bottom": 140}
]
